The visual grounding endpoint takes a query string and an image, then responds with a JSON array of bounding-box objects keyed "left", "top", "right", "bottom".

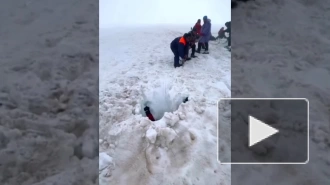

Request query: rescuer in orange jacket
[{"left": 170, "top": 33, "right": 192, "bottom": 68}]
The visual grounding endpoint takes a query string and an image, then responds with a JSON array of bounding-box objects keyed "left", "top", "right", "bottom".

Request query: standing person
[
  {"left": 196, "top": 16, "right": 211, "bottom": 54},
  {"left": 193, "top": 19, "right": 202, "bottom": 36},
  {"left": 170, "top": 33, "right": 192, "bottom": 68},
  {"left": 224, "top": 21, "right": 231, "bottom": 49}
]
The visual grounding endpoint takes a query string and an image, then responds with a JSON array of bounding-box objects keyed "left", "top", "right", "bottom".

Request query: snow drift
[
  {"left": 0, "top": 0, "right": 98, "bottom": 184},
  {"left": 231, "top": 0, "right": 330, "bottom": 184}
]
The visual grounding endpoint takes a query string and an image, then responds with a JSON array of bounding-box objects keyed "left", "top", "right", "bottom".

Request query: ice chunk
[
  {"left": 146, "top": 128, "right": 157, "bottom": 144},
  {"left": 99, "top": 152, "right": 113, "bottom": 171}
]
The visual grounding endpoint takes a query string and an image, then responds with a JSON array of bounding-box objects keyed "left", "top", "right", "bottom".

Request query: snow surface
[
  {"left": 0, "top": 0, "right": 98, "bottom": 184},
  {"left": 99, "top": 25, "right": 231, "bottom": 184},
  {"left": 231, "top": 0, "right": 330, "bottom": 184}
]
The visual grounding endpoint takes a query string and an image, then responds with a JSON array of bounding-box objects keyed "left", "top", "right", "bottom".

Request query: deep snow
[
  {"left": 231, "top": 0, "right": 330, "bottom": 184},
  {"left": 99, "top": 25, "right": 231, "bottom": 185},
  {"left": 0, "top": 0, "right": 98, "bottom": 184}
]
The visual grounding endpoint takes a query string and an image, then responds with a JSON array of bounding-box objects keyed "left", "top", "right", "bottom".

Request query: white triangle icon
[{"left": 249, "top": 115, "right": 279, "bottom": 147}]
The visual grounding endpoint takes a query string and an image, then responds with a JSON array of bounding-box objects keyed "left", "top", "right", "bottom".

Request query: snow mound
[{"left": 100, "top": 99, "right": 230, "bottom": 185}]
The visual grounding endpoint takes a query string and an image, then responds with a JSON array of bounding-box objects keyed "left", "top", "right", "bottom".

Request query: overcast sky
[{"left": 100, "top": 0, "right": 231, "bottom": 28}]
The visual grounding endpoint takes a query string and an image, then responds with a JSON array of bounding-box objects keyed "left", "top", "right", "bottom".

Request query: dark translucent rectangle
[
  {"left": 0, "top": 1, "right": 98, "bottom": 184},
  {"left": 218, "top": 99, "right": 308, "bottom": 164}
]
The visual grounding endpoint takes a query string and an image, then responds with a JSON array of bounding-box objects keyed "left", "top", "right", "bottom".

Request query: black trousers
[
  {"left": 216, "top": 34, "right": 227, "bottom": 40},
  {"left": 186, "top": 44, "right": 196, "bottom": 56},
  {"left": 227, "top": 36, "right": 231, "bottom": 46},
  {"left": 197, "top": 42, "right": 209, "bottom": 51},
  {"left": 197, "top": 43, "right": 201, "bottom": 52},
  {"left": 191, "top": 44, "right": 196, "bottom": 56},
  {"left": 170, "top": 44, "right": 180, "bottom": 67}
]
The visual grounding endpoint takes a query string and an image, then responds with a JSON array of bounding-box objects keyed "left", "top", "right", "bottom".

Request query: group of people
[{"left": 170, "top": 16, "right": 231, "bottom": 68}]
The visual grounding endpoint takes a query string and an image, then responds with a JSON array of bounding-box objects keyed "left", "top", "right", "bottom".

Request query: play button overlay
[
  {"left": 217, "top": 98, "right": 309, "bottom": 164},
  {"left": 249, "top": 116, "right": 279, "bottom": 147}
]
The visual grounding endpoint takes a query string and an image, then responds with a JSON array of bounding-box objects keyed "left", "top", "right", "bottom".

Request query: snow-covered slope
[
  {"left": 231, "top": 0, "right": 330, "bottom": 184},
  {"left": 99, "top": 25, "right": 231, "bottom": 185}
]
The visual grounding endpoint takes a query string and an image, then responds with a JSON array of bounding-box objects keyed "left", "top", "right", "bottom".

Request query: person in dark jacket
[
  {"left": 224, "top": 21, "right": 231, "bottom": 48},
  {"left": 193, "top": 19, "right": 202, "bottom": 36},
  {"left": 185, "top": 30, "right": 198, "bottom": 58},
  {"left": 196, "top": 16, "right": 211, "bottom": 54},
  {"left": 170, "top": 33, "right": 192, "bottom": 68},
  {"left": 144, "top": 106, "right": 155, "bottom": 121},
  {"left": 216, "top": 27, "right": 227, "bottom": 40}
]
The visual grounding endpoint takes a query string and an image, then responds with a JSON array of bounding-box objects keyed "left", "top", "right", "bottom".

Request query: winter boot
[{"left": 174, "top": 64, "right": 182, "bottom": 68}]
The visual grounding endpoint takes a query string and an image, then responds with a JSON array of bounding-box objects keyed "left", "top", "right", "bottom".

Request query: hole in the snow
[
  {"left": 142, "top": 96, "right": 188, "bottom": 121},
  {"left": 140, "top": 85, "right": 189, "bottom": 121}
]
